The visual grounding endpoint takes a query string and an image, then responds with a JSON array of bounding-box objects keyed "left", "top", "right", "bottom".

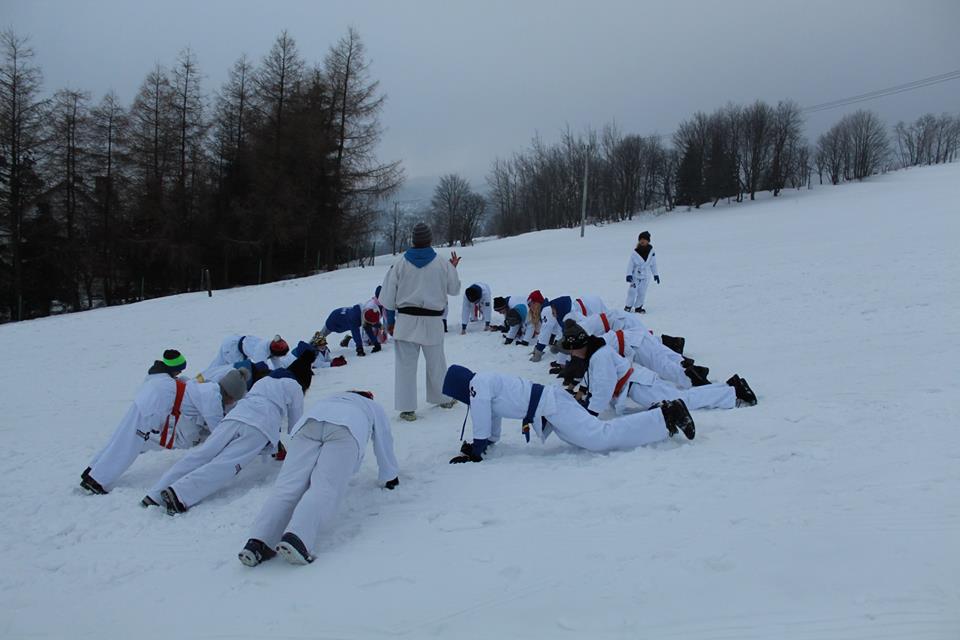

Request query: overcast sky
[{"left": 6, "top": 0, "right": 960, "bottom": 186}]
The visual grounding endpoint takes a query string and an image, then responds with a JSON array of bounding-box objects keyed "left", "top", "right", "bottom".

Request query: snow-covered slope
[{"left": 2, "top": 165, "right": 959, "bottom": 640}]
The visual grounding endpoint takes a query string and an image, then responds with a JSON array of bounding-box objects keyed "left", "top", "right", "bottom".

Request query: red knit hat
[
  {"left": 527, "top": 290, "right": 545, "bottom": 306},
  {"left": 269, "top": 336, "right": 289, "bottom": 357},
  {"left": 364, "top": 309, "right": 381, "bottom": 324}
]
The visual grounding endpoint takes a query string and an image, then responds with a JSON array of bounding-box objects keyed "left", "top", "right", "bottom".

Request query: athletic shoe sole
[
  {"left": 276, "top": 541, "right": 313, "bottom": 565},
  {"left": 238, "top": 549, "right": 261, "bottom": 567}
]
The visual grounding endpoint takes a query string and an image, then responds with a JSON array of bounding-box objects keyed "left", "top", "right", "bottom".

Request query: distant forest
[{"left": 2, "top": 26, "right": 958, "bottom": 321}]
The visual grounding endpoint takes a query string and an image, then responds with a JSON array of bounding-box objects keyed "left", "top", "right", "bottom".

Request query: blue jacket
[{"left": 325, "top": 305, "right": 379, "bottom": 347}]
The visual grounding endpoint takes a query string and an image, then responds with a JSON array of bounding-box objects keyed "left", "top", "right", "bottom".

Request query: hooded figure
[
  {"left": 460, "top": 282, "right": 493, "bottom": 334},
  {"left": 624, "top": 231, "right": 660, "bottom": 313},
  {"left": 378, "top": 223, "right": 461, "bottom": 421}
]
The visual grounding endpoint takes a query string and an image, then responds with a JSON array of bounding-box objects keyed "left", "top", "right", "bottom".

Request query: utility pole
[{"left": 579, "top": 146, "right": 590, "bottom": 238}]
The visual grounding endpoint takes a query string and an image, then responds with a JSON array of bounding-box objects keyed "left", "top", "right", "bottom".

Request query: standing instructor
[{"left": 379, "top": 222, "right": 461, "bottom": 421}]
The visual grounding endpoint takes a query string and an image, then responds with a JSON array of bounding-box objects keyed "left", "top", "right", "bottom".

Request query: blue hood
[
  {"left": 443, "top": 365, "right": 475, "bottom": 404},
  {"left": 404, "top": 247, "right": 437, "bottom": 268},
  {"left": 550, "top": 296, "right": 572, "bottom": 321}
]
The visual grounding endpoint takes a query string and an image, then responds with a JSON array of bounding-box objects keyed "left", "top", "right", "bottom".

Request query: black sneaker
[
  {"left": 160, "top": 487, "right": 188, "bottom": 515},
  {"left": 661, "top": 335, "right": 685, "bottom": 354},
  {"left": 660, "top": 399, "right": 695, "bottom": 440},
  {"left": 624, "top": 305, "right": 631, "bottom": 312},
  {"left": 239, "top": 538, "right": 277, "bottom": 567},
  {"left": 140, "top": 496, "right": 159, "bottom": 508},
  {"left": 80, "top": 468, "right": 108, "bottom": 495},
  {"left": 727, "top": 375, "right": 757, "bottom": 407},
  {"left": 634, "top": 307, "right": 646, "bottom": 314},
  {"left": 277, "top": 532, "right": 314, "bottom": 565}
]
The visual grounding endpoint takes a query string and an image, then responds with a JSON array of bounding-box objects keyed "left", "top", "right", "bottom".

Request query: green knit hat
[{"left": 162, "top": 349, "right": 187, "bottom": 371}]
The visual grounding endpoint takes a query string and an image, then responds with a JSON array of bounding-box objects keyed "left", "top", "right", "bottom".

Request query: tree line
[
  {"left": 0, "top": 27, "right": 401, "bottom": 321},
  {"left": 483, "top": 101, "right": 959, "bottom": 238}
]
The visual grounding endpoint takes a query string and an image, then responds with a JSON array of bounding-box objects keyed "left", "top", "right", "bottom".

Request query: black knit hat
[
  {"left": 412, "top": 222, "right": 433, "bottom": 248},
  {"left": 638, "top": 231, "right": 651, "bottom": 241},
  {"left": 148, "top": 349, "right": 187, "bottom": 377},
  {"left": 287, "top": 350, "right": 316, "bottom": 392},
  {"left": 465, "top": 284, "right": 482, "bottom": 303},
  {"left": 493, "top": 296, "right": 508, "bottom": 312},
  {"left": 561, "top": 320, "right": 589, "bottom": 350}
]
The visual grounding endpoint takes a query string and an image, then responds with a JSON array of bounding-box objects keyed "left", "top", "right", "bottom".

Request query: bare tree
[
  {"left": 431, "top": 173, "right": 471, "bottom": 246},
  {"left": 89, "top": 90, "right": 126, "bottom": 303},
  {"left": 0, "top": 29, "right": 47, "bottom": 319}
]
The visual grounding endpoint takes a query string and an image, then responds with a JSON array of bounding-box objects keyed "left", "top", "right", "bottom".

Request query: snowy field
[{"left": 2, "top": 164, "right": 959, "bottom": 640}]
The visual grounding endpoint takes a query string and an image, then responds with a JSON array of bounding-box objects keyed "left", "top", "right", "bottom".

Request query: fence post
[{"left": 205, "top": 269, "right": 212, "bottom": 297}]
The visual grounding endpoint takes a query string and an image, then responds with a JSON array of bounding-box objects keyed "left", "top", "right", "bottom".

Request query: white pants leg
[
  {"left": 147, "top": 420, "right": 242, "bottom": 502},
  {"left": 634, "top": 339, "right": 691, "bottom": 389},
  {"left": 248, "top": 420, "right": 327, "bottom": 547},
  {"left": 545, "top": 391, "right": 670, "bottom": 452},
  {"left": 624, "top": 282, "right": 638, "bottom": 309},
  {"left": 628, "top": 380, "right": 735, "bottom": 411},
  {"left": 88, "top": 405, "right": 152, "bottom": 488},
  {"left": 285, "top": 423, "right": 360, "bottom": 552},
  {"left": 394, "top": 340, "right": 420, "bottom": 412},
  {"left": 634, "top": 277, "right": 650, "bottom": 309},
  {"left": 153, "top": 421, "right": 268, "bottom": 508},
  {"left": 422, "top": 343, "right": 449, "bottom": 405}
]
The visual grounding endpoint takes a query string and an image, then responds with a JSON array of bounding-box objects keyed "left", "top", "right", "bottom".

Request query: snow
[{"left": 2, "top": 164, "right": 959, "bottom": 639}]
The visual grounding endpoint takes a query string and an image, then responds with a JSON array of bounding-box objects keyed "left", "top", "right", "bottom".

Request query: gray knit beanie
[
  {"left": 412, "top": 222, "right": 433, "bottom": 248},
  {"left": 219, "top": 369, "right": 248, "bottom": 403}
]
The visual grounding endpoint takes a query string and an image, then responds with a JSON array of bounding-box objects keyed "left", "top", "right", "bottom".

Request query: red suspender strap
[
  {"left": 614, "top": 368, "right": 634, "bottom": 397},
  {"left": 576, "top": 298, "right": 587, "bottom": 315},
  {"left": 600, "top": 313, "right": 610, "bottom": 332},
  {"left": 616, "top": 330, "right": 625, "bottom": 356},
  {"left": 160, "top": 379, "right": 187, "bottom": 450}
]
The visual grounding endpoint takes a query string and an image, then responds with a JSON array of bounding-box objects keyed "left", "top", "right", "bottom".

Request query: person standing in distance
[{"left": 379, "top": 222, "right": 461, "bottom": 421}]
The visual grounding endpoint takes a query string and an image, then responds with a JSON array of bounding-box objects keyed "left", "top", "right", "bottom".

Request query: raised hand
[{"left": 450, "top": 251, "right": 461, "bottom": 268}]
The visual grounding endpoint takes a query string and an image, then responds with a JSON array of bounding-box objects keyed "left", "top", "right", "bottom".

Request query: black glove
[
  {"left": 549, "top": 363, "right": 563, "bottom": 375},
  {"left": 503, "top": 337, "right": 514, "bottom": 345},
  {"left": 517, "top": 340, "right": 529, "bottom": 347},
  {"left": 384, "top": 477, "right": 399, "bottom": 490},
  {"left": 654, "top": 275, "right": 660, "bottom": 284},
  {"left": 371, "top": 343, "right": 382, "bottom": 353},
  {"left": 356, "top": 347, "right": 366, "bottom": 357}
]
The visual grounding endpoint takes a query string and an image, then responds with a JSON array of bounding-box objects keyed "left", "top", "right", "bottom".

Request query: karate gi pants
[
  {"left": 625, "top": 277, "right": 650, "bottom": 309},
  {"left": 627, "top": 379, "right": 735, "bottom": 411},
  {"left": 148, "top": 419, "right": 269, "bottom": 508},
  {"left": 544, "top": 390, "right": 670, "bottom": 452},
  {"left": 394, "top": 339, "right": 448, "bottom": 412},
  {"left": 633, "top": 339, "right": 691, "bottom": 390},
  {"left": 87, "top": 405, "right": 153, "bottom": 489},
  {"left": 248, "top": 421, "right": 360, "bottom": 551}
]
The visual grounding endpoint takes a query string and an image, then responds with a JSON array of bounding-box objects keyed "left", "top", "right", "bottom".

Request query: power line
[{"left": 802, "top": 69, "right": 960, "bottom": 113}]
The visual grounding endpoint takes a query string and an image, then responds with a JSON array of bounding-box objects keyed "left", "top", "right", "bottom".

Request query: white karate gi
[
  {"left": 86, "top": 376, "right": 225, "bottom": 489},
  {"left": 499, "top": 294, "right": 532, "bottom": 342},
  {"left": 147, "top": 376, "right": 303, "bottom": 508},
  {"left": 465, "top": 372, "right": 671, "bottom": 453},
  {"left": 582, "top": 346, "right": 734, "bottom": 415},
  {"left": 201, "top": 335, "right": 279, "bottom": 380},
  {"left": 461, "top": 282, "right": 493, "bottom": 330},
  {"left": 248, "top": 393, "right": 399, "bottom": 552},
  {"left": 535, "top": 295, "right": 607, "bottom": 352},
  {"left": 379, "top": 252, "right": 461, "bottom": 411},
  {"left": 625, "top": 247, "right": 659, "bottom": 309}
]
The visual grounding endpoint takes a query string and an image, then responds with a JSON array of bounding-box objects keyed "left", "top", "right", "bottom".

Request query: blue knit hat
[{"left": 443, "top": 365, "right": 475, "bottom": 405}]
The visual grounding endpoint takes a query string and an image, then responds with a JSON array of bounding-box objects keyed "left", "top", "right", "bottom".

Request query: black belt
[{"left": 397, "top": 307, "right": 444, "bottom": 317}]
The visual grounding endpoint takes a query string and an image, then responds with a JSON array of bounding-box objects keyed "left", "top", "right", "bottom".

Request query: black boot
[
  {"left": 684, "top": 363, "right": 710, "bottom": 387},
  {"left": 80, "top": 468, "right": 108, "bottom": 495},
  {"left": 277, "top": 532, "right": 314, "bottom": 565},
  {"left": 160, "top": 487, "right": 188, "bottom": 515},
  {"left": 634, "top": 307, "right": 646, "bottom": 314},
  {"left": 661, "top": 334, "right": 685, "bottom": 354},
  {"left": 681, "top": 357, "right": 695, "bottom": 368},
  {"left": 371, "top": 343, "right": 382, "bottom": 353},
  {"left": 239, "top": 538, "right": 277, "bottom": 567},
  {"left": 727, "top": 375, "right": 757, "bottom": 407},
  {"left": 660, "top": 399, "right": 695, "bottom": 440}
]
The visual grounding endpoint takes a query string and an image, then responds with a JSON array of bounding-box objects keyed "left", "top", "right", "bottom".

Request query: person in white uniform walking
[
  {"left": 238, "top": 390, "right": 400, "bottom": 566},
  {"left": 378, "top": 222, "right": 461, "bottom": 421}
]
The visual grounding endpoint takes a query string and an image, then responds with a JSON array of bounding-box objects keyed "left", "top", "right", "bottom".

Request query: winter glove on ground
[
  {"left": 331, "top": 355, "right": 347, "bottom": 367},
  {"left": 654, "top": 275, "right": 660, "bottom": 284},
  {"left": 384, "top": 477, "right": 399, "bottom": 490},
  {"left": 503, "top": 337, "right": 514, "bottom": 345},
  {"left": 517, "top": 340, "right": 529, "bottom": 347},
  {"left": 549, "top": 363, "right": 563, "bottom": 375},
  {"left": 626, "top": 275, "right": 633, "bottom": 283}
]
